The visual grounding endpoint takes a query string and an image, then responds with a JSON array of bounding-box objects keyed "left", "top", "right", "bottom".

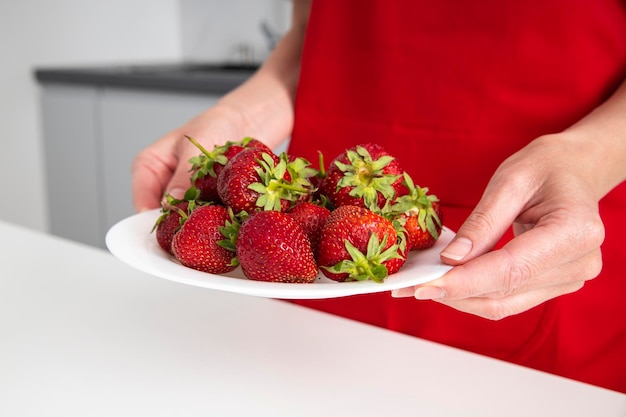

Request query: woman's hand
[
  {"left": 393, "top": 133, "right": 607, "bottom": 319},
  {"left": 131, "top": 105, "right": 250, "bottom": 212},
  {"left": 393, "top": 73, "right": 626, "bottom": 320}
]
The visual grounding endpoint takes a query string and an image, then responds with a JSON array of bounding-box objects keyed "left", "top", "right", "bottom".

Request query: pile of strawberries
[{"left": 153, "top": 136, "right": 443, "bottom": 284}]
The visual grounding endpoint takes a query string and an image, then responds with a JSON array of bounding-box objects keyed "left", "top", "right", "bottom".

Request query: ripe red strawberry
[
  {"left": 400, "top": 202, "right": 443, "bottom": 250},
  {"left": 316, "top": 205, "right": 405, "bottom": 282},
  {"left": 320, "top": 143, "right": 405, "bottom": 211},
  {"left": 171, "top": 205, "right": 239, "bottom": 274},
  {"left": 391, "top": 172, "right": 443, "bottom": 250},
  {"left": 286, "top": 201, "right": 331, "bottom": 251},
  {"left": 236, "top": 211, "right": 318, "bottom": 283},
  {"left": 217, "top": 148, "right": 313, "bottom": 214},
  {"left": 152, "top": 187, "right": 203, "bottom": 254},
  {"left": 187, "top": 136, "right": 272, "bottom": 203},
  {"left": 153, "top": 200, "right": 190, "bottom": 254},
  {"left": 384, "top": 248, "right": 408, "bottom": 275}
]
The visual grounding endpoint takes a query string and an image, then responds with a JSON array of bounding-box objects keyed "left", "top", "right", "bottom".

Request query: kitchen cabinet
[
  {"left": 100, "top": 88, "right": 220, "bottom": 239},
  {"left": 37, "top": 63, "right": 294, "bottom": 248},
  {"left": 40, "top": 85, "right": 102, "bottom": 246},
  {"left": 40, "top": 82, "right": 220, "bottom": 248}
]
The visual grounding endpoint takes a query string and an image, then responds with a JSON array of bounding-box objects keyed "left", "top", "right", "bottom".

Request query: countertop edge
[{"left": 34, "top": 63, "right": 259, "bottom": 95}]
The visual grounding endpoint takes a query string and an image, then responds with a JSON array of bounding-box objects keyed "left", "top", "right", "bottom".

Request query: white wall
[
  {"left": 0, "top": 0, "right": 181, "bottom": 232},
  {"left": 179, "top": 0, "right": 291, "bottom": 63},
  {"left": 0, "top": 0, "right": 289, "bottom": 234}
]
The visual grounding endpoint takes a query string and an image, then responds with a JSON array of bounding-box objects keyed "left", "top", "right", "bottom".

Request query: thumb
[
  {"left": 131, "top": 133, "right": 194, "bottom": 212},
  {"left": 165, "top": 161, "right": 194, "bottom": 201},
  {"left": 440, "top": 188, "right": 522, "bottom": 266}
]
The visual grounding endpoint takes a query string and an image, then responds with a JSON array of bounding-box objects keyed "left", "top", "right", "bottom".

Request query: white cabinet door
[
  {"left": 41, "top": 84, "right": 103, "bottom": 246},
  {"left": 99, "top": 88, "right": 219, "bottom": 236}
]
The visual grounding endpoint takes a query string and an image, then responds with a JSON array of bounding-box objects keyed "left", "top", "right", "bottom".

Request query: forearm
[
  {"left": 216, "top": 0, "right": 311, "bottom": 150},
  {"left": 564, "top": 77, "right": 626, "bottom": 199}
]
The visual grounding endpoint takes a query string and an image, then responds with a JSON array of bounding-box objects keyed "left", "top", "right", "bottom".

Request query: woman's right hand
[{"left": 131, "top": 104, "right": 249, "bottom": 212}]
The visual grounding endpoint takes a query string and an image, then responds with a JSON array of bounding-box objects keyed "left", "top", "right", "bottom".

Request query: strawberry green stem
[
  {"left": 318, "top": 151, "right": 326, "bottom": 177},
  {"left": 274, "top": 182, "right": 309, "bottom": 194},
  {"left": 185, "top": 135, "right": 213, "bottom": 158}
]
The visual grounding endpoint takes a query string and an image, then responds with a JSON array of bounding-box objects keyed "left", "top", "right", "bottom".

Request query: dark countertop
[{"left": 34, "top": 62, "right": 260, "bottom": 95}]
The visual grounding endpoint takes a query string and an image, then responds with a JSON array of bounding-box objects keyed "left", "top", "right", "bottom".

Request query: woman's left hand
[{"left": 392, "top": 133, "right": 606, "bottom": 320}]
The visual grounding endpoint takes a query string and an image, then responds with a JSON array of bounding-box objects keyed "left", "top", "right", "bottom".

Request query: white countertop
[{"left": 1, "top": 220, "right": 624, "bottom": 417}]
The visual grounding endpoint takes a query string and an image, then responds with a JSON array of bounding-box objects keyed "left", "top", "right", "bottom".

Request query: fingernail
[
  {"left": 414, "top": 286, "right": 446, "bottom": 300},
  {"left": 440, "top": 237, "right": 472, "bottom": 261},
  {"left": 168, "top": 188, "right": 185, "bottom": 200},
  {"left": 391, "top": 287, "right": 416, "bottom": 298}
]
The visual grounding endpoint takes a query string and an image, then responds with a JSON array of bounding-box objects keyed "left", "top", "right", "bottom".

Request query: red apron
[{"left": 288, "top": 0, "right": 626, "bottom": 393}]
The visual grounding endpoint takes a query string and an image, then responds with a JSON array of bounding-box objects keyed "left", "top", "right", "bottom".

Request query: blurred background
[{"left": 0, "top": 0, "right": 291, "bottom": 245}]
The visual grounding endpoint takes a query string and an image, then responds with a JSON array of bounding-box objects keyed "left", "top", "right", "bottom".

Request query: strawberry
[
  {"left": 217, "top": 148, "right": 313, "bottom": 214},
  {"left": 154, "top": 200, "right": 189, "bottom": 254},
  {"left": 286, "top": 153, "right": 321, "bottom": 203},
  {"left": 152, "top": 187, "right": 202, "bottom": 254},
  {"left": 187, "top": 136, "right": 272, "bottom": 203},
  {"left": 289, "top": 150, "right": 327, "bottom": 203},
  {"left": 286, "top": 201, "right": 331, "bottom": 251},
  {"left": 320, "top": 143, "right": 405, "bottom": 211},
  {"left": 316, "top": 205, "right": 405, "bottom": 282},
  {"left": 171, "top": 204, "right": 239, "bottom": 274},
  {"left": 390, "top": 172, "right": 443, "bottom": 250},
  {"left": 398, "top": 201, "right": 443, "bottom": 250},
  {"left": 236, "top": 211, "right": 318, "bottom": 283}
]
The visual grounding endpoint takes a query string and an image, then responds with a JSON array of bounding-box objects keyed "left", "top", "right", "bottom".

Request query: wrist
[
  {"left": 562, "top": 80, "right": 626, "bottom": 198},
  {"left": 552, "top": 127, "right": 626, "bottom": 200}
]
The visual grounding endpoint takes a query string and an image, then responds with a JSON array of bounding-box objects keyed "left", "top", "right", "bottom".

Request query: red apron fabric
[{"left": 287, "top": 0, "right": 626, "bottom": 392}]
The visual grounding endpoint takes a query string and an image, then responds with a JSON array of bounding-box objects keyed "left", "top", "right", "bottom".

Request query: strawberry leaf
[
  {"left": 323, "top": 235, "right": 397, "bottom": 283},
  {"left": 183, "top": 185, "right": 201, "bottom": 201},
  {"left": 217, "top": 208, "right": 241, "bottom": 254},
  {"left": 333, "top": 146, "right": 400, "bottom": 208},
  {"left": 390, "top": 172, "right": 441, "bottom": 239}
]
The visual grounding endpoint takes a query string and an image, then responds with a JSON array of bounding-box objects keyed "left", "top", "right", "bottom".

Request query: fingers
[
  {"left": 438, "top": 241, "right": 601, "bottom": 298},
  {"left": 392, "top": 227, "right": 603, "bottom": 318},
  {"left": 424, "top": 220, "right": 600, "bottom": 295},
  {"left": 392, "top": 247, "right": 601, "bottom": 319},
  {"left": 132, "top": 151, "right": 171, "bottom": 212},
  {"left": 433, "top": 280, "right": 585, "bottom": 320},
  {"left": 391, "top": 189, "right": 605, "bottom": 314},
  {"left": 131, "top": 133, "right": 185, "bottom": 212},
  {"left": 479, "top": 248, "right": 601, "bottom": 299},
  {"left": 164, "top": 146, "right": 198, "bottom": 200},
  {"left": 440, "top": 175, "right": 530, "bottom": 266}
]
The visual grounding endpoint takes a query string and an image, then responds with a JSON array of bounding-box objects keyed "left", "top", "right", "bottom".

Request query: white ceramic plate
[{"left": 106, "top": 209, "right": 455, "bottom": 299}]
